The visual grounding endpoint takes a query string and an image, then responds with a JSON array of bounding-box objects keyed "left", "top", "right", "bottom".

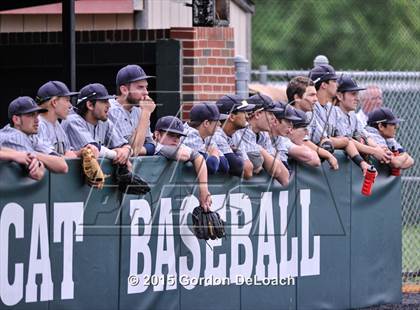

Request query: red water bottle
[
  {"left": 390, "top": 147, "right": 401, "bottom": 176},
  {"left": 361, "top": 166, "right": 377, "bottom": 196}
]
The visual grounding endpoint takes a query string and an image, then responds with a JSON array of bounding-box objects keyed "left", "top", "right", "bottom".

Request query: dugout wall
[{"left": 0, "top": 153, "right": 402, "bottom": 309}]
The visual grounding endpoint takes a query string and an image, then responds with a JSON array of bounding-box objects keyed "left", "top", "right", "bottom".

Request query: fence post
[
  {"left": 234, "top": 55, "right": 249, "bottom": 99},
  {"left": 259, "top": 65, "right": 268, "bottom": 85}
]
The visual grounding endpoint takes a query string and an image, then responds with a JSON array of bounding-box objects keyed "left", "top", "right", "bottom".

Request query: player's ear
[
  {"left": 12, "top": 115, "right": 20, "bottom": 127},
  {"left": 293, "top": 93, "right": 301, "bottom": 102},
  {"left": 120, "top": 84, "right": 129, "bottom": 96},
  {"left": 336, "top": 92, "right": 344, "bottom": 101},
  {"left": 86, "top": 100, "right": 95, "bottom": 111}
]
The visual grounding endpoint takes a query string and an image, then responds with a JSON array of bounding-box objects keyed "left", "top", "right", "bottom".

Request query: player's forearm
[
  {"left": 304, "top": 140, "right": 330, "bottom": 160},
  {"left": 36, "top": 153, "right": 68, "bottom": 173},
  {"left": 391, "top": 153, "right": 414, "bottom": 169},
  {"left": 261, "top": 149, "right": 289, "bottom": 186},
  {"left": 193, "top": 155, "right": 210, "bottom": 198},
  {"left": 289, "top": 145, "right": 318, "bottom": 165},
  {"left": 131, "top": 111, "right": 152, "bottom": 155},
  {"left": 352, "top": 139, "right": 377, "bottom": 156},
  {"left": 330, "top": 136, "right": 349, "bottom": 149}
]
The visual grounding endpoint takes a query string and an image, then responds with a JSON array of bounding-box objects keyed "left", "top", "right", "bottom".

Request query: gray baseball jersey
[
  {"left": 334, "top": 107, "right": 368, "bottom": 139},
  {"left": 213, "top": 127, "right": 249, "bottom": 160},
  {"left": 0, "top": 124, "right": 56, "bottom": 154},
  {"left": 307, "top": 101, "right": 339, "bottom": 144},
  {"left": 271, "top": 135, "right": 295, "bottom": 162},
  {"left": 155, "top": 143, "right": 200, "bottom": 161},
  {"left": 62, "top": 113, "right": 128, "bottom": 151},
  {"left": 365, "top": 126, "right": 404, "bottom": 152},
  {"left": 232, "top": 126, "right": 262, "bottom": 160},
  {"left": 36, "top": 116, "right": 72, "bottom": 155},
  {"left": 182, "top": 123, "right": 220, "bottom": 154},
  {"left": 108, "top": 99, "right": 154, "bottom": 144}
]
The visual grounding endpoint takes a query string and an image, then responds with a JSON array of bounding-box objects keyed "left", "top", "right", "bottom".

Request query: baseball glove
[
  {"left": 192, "top": 206, "right": 225, "bottom": 240},
  {"left": 81, "top": 148, "right": 107, "bottom": 189},
  {"left": 115, "top": 164, "right": 150, "bottom": 195}
]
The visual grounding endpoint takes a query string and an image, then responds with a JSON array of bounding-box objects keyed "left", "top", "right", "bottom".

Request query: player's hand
[
  {"left": 14, "top": 152, "right": 32, "bottom": 166},
  {"left": 28, "top": 156, "right": 45, "bottom": 180},
  {"left": 139, "top": 95, "right": 156, "bottom": 114},
  {"left": 327, "top": 155, "right": 339, "bottom": 170},
  {"left": 114, "top": 146, "right": 131, "bottom": 165},
  {"left": 176, "top": 146, "right": 192, "bottom": 161},
  {"left": 373, "top": 146, "right": 392, "bottom": 163},
  {"left": 207, "top": 146, "right": 219, "bottom": 157},
  {"left": 86, "top": 144, "right": 100, "bottom": 158},
  {"left": 199, "top": 189, "right": 212, "bottom": 212}
]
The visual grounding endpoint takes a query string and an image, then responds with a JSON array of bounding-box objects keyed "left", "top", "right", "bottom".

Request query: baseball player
[
  {"left": 334, "top": 75, "right": 392, "bottom": 163},
  {"left": 269, "top": 103, "right": 321, "bottom": 168},
  {"left": 62, "top": 83, "right": 132, "bottom": 163},
  {"left": 183, "top": 102, "right": 229, "bottom": 174},
  {"left": 62, "top": 83, "right": 151, "bottom": 193},
  {"left": 232, "top": 94, "right": 289, "bottom": 186},
  {"left": 0, "top": 96, "right": 68, "bottom": 173},
  {"left": 366, "top": 107, "right": 414, "bottom": 170},
  {"left": 154, "top": 115, "right": 212, "bottom": 211},
  {"left": 286, "top": 76, "right": 338, "bottom": 169},
  {"left": 108, "top": 64, "right": 156, "bottom": 156},
  {"left": 214, "top": 94, "right": 255, "bottom": 178},
  {"left": 0, "top": 146, "right": 45, "bottom": 180},
  {"left": 308, "top": 65, "right": 371, "bottom": 174},
  {"left": 35, "top": 80, "right": 97, "bottom": 158}
]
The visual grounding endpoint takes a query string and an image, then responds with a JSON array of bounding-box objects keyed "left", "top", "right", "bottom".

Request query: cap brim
[
  {"left": 218, "top": 113, "right": 229, "bottom": 121},
  {"left": 266, "top": 106, "right": 283, "bottom": 113},
  {"left": 339, "top": 86, "right": 366, "bottom": 92},
  {"left": 128, "top": 76, "right": 155, "bottom": 83},
  {"left": 63, "top": 91, "right": 80, "bottom": 97},
  {"left": 22, "top": 107, "right": 48, "bottom": 114},
  {"left": 284, "top": 115, "right": 302, "bottom": 121},
  {"left": 96, "top": 95, "right": 117, "bottom": 100},
  {"left": 238, "top": 104, "right": 256, "bottom": 112},
  {"left": 164, "top": 129, "right": 187, "bottom": 136},
  {"left": 387, "top": 118, "right": 403, "bottom": 124}
]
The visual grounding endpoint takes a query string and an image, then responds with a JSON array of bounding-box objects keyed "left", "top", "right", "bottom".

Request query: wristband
[{"left": 351, "top": 154, "right": 364, "bottom": 166}]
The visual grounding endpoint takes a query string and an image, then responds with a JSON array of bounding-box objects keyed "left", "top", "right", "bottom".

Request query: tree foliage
[{"left": 252, "top": 0, "right": 420, "bottom": 70}]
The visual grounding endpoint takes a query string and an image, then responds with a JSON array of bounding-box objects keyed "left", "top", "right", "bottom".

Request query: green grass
[{"left": 402, "top": 225, "right": 420, "bottom": 283}]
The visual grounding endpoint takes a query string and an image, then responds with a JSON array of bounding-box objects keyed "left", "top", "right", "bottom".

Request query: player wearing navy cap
[
  {"left": 334, "top": 75, "right": 392, "bottom": 164},
  {"left": 154, "top": 115, "right": 212, "bottom": 211},
  {"left": 0, "top": 96, "right": 68, "bottom": 173},
  {"left": 366, "top": 108, "right": 414, "bottom": 170},
  {"left": 108, "top": 64, "right": 156, "bottom": 156},
  {"left": 232, "top": 94, "right": 289, "bottom": 186},
  {"left": 183, "top": 102, "right": 229, "bottom": 174},
  {"left": 214, "top": 94, "right": 255, "bottom": 178}
]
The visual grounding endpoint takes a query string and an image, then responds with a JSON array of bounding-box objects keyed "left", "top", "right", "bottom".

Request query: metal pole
[
  {"left": 259, "top": 65, "right": 267, "bottom": 85},
  {"left": 63, "top": 0, "right": 76, "bottom": 91},
  {"left": 234, "top": 55, "right": 249, "bottom": 99}
]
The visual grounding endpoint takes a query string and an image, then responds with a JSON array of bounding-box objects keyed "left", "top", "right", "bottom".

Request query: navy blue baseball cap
[
  {"left": 309, "top": 64, "right": 338, "bottom": 84},
  {"left": 77, "top": 83, "right": 115, "bottom": 105},
  {"left": 116, "top": 64, "right": 154, "bottom": 86},
  {"left": 272, "top": 102, "right": 301, "bottom": 121},
  {"left": 367, "top": 107, "right": 403, "bottom": 126},
  {"left": 248, "top": 94, "right": 282, "bottom": 113},
  {"left": 216, "top": 95, "right": 255, "bottom": 114},
  {"left": 190, "top": 102, "right": 228, "bottom": 122},
  {"left": 155, "top": 116, "right": 186, "bottom": 136},
  {"left": 289, "top": 108, "right": 309, "bottom": 128},
  {"left": 337, "top": 75, "right": 366, "bottom": 93},
  {"left": 36, "top": 81, "right": 79, "bottom": 104},
  {"left": 8, "top": 96, "right": 48, "bottom": 119}
]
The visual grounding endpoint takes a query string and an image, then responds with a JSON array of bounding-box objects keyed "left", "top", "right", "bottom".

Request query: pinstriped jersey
[
  {"left": 307, "top": 101, "right": 339, "bottom": 144},
  {"left": 36, "top": 116, "right": 72, "bottom": 155},
  {"left": 61, "top": 113, "right": 128, "bottom": 151},
  {"left": 107, "top": 99, "right": 154, "bottom": 145},
  {"left": 0, "top": 124, "right": 56, "bottom": 154},
  {"left": 334, "top": 107, "right": 368, "bottom": 139}
]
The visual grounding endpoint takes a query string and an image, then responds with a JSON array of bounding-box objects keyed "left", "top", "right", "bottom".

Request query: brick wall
[{"left": 170, "top": 27, "right": 235, "bottom": 121}]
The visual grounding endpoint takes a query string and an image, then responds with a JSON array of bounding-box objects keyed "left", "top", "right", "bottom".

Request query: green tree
[{"left": 252, "top": 0, "right": 420, "bottom": 70}]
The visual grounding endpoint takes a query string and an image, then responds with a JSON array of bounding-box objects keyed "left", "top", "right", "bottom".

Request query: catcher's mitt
[
  {"left": 115, "top": 164, "right": 150, "bottom": 195},
  {"left": 81, "top": 148, "right": 107, "bottom": 189},
  {"left": 192, "top": 207, "right": 225, "bottom": 240}
]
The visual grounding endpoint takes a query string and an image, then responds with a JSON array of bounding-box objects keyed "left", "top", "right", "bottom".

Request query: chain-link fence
[{"left": 249, "top": 67, "right": 419, "bottom": 287}]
